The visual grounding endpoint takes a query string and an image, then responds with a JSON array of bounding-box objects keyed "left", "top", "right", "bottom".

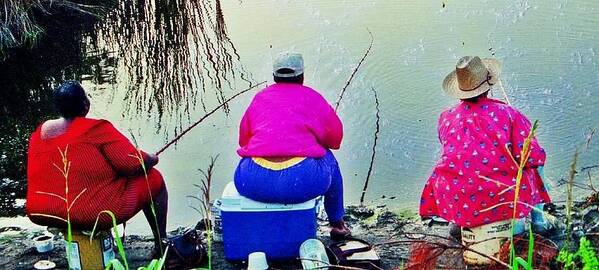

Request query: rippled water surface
[{"left": 1, "top": 0, "right": 599, "bottom": 232}]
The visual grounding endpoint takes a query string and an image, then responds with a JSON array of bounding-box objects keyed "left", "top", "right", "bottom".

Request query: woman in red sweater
[{"left": 26, "top": 81, "right": 167, "bottom": 251}]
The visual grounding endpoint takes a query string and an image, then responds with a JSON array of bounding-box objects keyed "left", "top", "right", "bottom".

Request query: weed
[
  {"left": 507, "top": 121, "right": 539, "bottom": 269},
  {"left": 477, "top": 121, "right": 540, "bottom": 269},
  {"left": 187, "top": 155, "right": 219, "bottom": 270},
  {"left": 565, "top": 149, "right": 579, "bottom": 248},
  {"left": 91, "top": 210, "right": 169, "bottom": 270},
  {"left": 128, "top": 147, "right": 163, "bottom": 256},
  {"left": 557, "top": 237, "right": 599, "bottom": 270},
  {"left": 29, "top": 146, "right": 86, "bottom": 270},
  {"left": 91, "top": 210, "right": 129, "bottom": 270}
]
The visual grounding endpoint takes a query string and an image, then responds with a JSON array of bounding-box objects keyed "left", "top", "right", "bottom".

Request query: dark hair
[
  {"left": 273, "top": 73, "right": 304, "bottom": 84},
  {"left": 461, "top": 90, "right": 489, "bottom": 103},
  {"left": 53, "top": 80, "right": 89, "bottom": 118}
]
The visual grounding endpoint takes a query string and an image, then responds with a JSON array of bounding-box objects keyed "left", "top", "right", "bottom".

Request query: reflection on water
[
  {"left": 92, "top": 0, "right": 252, "bottom": 129},
  {"left": 0, "top": 0, "right": 250, "bottom": 215},
  {"left": 0, "top": 8, "right": 108, "bottom": 215}
]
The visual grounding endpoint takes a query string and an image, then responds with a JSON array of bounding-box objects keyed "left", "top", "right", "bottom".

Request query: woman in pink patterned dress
[{"left": 419, "top": 56, "right": 551, "bottom": 230}]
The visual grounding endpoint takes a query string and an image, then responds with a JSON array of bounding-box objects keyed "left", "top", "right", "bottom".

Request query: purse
[
  {"left": 326, "top": 238, "right": 382, "bottom": 270},
  {"left": 163, "top": 228, "right": 206, "bottom": 269}
]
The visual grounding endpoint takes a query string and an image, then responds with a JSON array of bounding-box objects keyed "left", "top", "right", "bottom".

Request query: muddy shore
[{"left": 0, "top": 203, "right": 595, "bottom": 270}]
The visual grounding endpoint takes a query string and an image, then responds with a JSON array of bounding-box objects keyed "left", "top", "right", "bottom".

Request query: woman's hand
[{"left": 144, "top": 153, "right": 159, "bottom": 169}]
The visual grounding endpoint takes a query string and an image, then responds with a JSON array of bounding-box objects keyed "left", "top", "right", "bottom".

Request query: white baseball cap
[{"left": 273, "top": 52, "right": 304, "bottom": 78}]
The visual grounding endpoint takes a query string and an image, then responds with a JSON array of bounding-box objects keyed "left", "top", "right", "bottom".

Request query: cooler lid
[{"left": 219, "top": 182, "right": 316, "bottom": 212}]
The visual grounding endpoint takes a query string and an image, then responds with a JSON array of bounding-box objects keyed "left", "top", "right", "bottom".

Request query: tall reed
[
  {"left": 187, "top": 155, "right": 218, "bottom": 270},
  {"left": 478, "top": 121, "right": 540, "bottom": 269},
  {"left": 565, "top": 149, "right": 579, "bottom": 248},
  {"left": 30, "top": 145, "right": 87, "bottom": 270},
  {"left": 130, "top": 150, "right": 163, "bottom": 256},
  {"left": 507, "top": 121, "right": 538, "bottom": 269}
]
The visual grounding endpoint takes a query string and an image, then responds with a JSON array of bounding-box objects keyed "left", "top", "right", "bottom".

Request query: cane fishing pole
[{"left": 155, "top": 81, "right": 266, "bottom": 155}]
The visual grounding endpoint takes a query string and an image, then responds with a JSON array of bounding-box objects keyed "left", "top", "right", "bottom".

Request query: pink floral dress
[{"left": 419, "top": 97, "right": 551, "bottom": 227}]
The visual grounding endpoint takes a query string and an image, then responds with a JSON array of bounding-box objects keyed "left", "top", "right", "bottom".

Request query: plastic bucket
[{"left": 461, "top": 219, "right": 512, "bottom": 265}]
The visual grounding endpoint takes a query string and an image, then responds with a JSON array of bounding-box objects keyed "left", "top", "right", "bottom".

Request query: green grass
[
  {"left": 557, "top": 237, "right": 599, "bottom": 270},
  {"left": 556, "top": 148, "right": 599, "bottom": 269},
  {"left": 91, "top": 210, "right": 129, "bottom": 270},
  {"left": 91, "top": 210, "right": 169, "bottom": 270}
]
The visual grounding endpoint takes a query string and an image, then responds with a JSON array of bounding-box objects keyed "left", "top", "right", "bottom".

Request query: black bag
[
  {"left": 163, "top": 228, "right": 206, "bottom": 269},
  {"left": 326, "top": 238, "right": 382, "bottom": 270}
]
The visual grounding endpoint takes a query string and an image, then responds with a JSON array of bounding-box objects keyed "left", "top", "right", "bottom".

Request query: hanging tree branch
[
  {"left": 360, "top": 87, "right": 380, "bottom": 205},
  {"left": 334, "top": 29, "right": 374, "bottom": 111},
  {"left": 156, "top": 81, "right": 266, "bottom": 155}
]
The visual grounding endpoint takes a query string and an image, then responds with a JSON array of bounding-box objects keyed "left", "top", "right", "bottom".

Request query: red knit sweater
[{"left": 26, "top": 117, "right": 160, "bottom": 229}]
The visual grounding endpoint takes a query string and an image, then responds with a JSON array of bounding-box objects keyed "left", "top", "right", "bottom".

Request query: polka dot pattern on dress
[{"left": 419, "top": 97, "right": 551, "bottom": 227}]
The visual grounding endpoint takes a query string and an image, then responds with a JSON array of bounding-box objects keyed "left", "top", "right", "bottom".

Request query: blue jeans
[{"left": 234, "top": 150, "right": 345, "bottom": 222}]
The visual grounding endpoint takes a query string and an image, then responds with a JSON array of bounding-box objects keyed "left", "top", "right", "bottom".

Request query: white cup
[
  {"left": 247, "top": 252, "right": 268, "bottom": 270},
  {"left": 33, "top": 234, "right": 54, "bottom": 253}
]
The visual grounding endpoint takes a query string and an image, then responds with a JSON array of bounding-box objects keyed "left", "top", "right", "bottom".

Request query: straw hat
[{"left": 442, "top": 56, "right": 502, "bottom": 99}]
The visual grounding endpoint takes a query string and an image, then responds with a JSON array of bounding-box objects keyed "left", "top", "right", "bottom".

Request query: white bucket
[{"left": 461, "top": 219, "right": 512, "bottom": 265}]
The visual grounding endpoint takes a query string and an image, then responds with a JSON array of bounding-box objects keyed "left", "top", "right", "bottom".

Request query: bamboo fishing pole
[
  {"left": 334, "top": 29, "right": 374, "bottom": 111},
  {"left": 155, "top": 81, "right": 266, "bottom": 155}
]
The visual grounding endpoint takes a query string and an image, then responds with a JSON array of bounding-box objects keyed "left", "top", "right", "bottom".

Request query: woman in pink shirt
[
  {"left": 419, "top": 56, "right": 551, "bottom": 232},
  {"left": 235, "top": 53, "right": 350, "bottom": 239}
]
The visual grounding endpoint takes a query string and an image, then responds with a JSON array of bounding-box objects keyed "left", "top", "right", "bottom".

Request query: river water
[{"left": 1, "top": 0, "right": 598, "bottom": 233}]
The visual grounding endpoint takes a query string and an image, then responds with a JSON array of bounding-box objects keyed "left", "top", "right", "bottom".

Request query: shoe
[
  {"left": 330, "top": 220, "right": 352, "bottom": 241},
  {"left": 151, "top": 241, "right": 168, "bottom": 260}
]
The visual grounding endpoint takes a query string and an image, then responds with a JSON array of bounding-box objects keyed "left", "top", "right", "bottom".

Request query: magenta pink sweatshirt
[{"left": 237, "top": 83, "right": 343, "bottom": 158}]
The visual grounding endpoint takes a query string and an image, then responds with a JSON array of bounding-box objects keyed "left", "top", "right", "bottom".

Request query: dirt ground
[{"left": 0, "top": 203, "right": 595, "bottom": 270}]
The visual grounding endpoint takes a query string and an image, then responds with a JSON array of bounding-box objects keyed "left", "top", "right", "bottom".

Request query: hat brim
[{"left": 442, "top": 58, "right": 502, "bottom": 99}]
